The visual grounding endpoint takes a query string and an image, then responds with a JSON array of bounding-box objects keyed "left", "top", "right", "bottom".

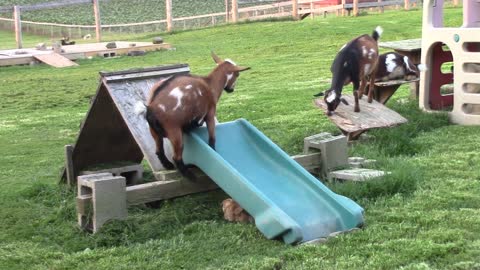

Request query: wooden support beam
[
  {"left": 92, "top": 0, "right": 101, "bottom": 42},
  {"left": 13, "top": 6, "right": 22, "bottom": 49},
  {"left": 166, "top": 0, "right": 173, "bottom": 32}
]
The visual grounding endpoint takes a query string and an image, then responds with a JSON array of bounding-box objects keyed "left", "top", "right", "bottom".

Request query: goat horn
[
  {"left": 234, "top": 66, "right": 250, "bottom": 72},
  {"left": 211, "top": 51, "right": 223, "bottom": 64}
]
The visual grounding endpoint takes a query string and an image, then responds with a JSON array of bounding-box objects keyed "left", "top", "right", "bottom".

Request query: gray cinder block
[{"left": 77, "top": 173, "right": 127, "bottom": 233}]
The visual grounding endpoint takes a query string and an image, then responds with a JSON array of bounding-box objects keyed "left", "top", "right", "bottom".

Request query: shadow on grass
[{"left": 353, "top": 98, "right": 450, "bottom": 157}]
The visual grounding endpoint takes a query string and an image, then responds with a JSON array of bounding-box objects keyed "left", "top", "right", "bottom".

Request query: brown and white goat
[
  {"left": 314, "top": 26, "right": 383, "bottom": 115},
  {"left": 375, "top": 52, "right": 425, "bottom": 82},
  {"left": 144, "top": 53, "right": 250, "bottom": 180}
]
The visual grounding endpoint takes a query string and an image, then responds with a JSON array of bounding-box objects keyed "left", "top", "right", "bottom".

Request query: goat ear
[
  {"left": 340, "top": 98, "right": 349, "bottom": 105},
  {"left": 234, "top": 66, "right": 250, "bottom": 72},
  {"left": 211, "top": 51, "right": 223, "bottom": 64}
]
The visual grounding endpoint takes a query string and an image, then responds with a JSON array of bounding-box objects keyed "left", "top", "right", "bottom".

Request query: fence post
[
  {"left": 453, "top": 0, "right": 458, "bottom": 6},
  {"left": 378, "top": 0, "right": 384, "bottom": 13},
  {"left": 404, "top": 0, "right": 410, "bottom": 10},
  {"left": 225, "top": 0, "right": 229, "bottom": 22},
  {"left": 292, "top": 0, "right": 298, "bottom": 19},
  {"left": 13, "top": 6, "right": 22, "bottom": 49},
  {"left": 166, "top": 0, "right": 173, "bottom": 32},
  {"left": 353, "top": 0, "right": 359, "bottom": 16},
  {"left": 231, "top": 0, "right": 238, "bottom": 23},
  {"left": 342, "top": 0, "right": 346, "bottom": 16},
  {"left": 93, "top": 0, "right": 102, "bottom": 42}
]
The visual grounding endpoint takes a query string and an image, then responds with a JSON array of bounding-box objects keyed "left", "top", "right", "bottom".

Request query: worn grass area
[{"left": 1, "top": 7, "right": 480, "bottom": 269}]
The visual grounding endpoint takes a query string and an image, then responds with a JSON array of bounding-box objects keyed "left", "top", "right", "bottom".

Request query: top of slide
[{"left": 182, "top": 119, "right": 364, "bottom": 244}]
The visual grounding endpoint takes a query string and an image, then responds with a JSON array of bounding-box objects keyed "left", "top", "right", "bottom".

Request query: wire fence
[{"left": 0, "top": 0, "right": 418, "bottom": 41}]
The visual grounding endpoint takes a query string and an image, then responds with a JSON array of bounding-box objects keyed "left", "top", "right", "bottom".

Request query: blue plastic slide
[{"left": 183, "top": 119, "right": 364, "bottom": 244}]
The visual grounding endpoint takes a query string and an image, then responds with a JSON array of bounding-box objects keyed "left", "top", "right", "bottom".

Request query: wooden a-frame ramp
[
  {"left": 62, "top": 64, "right": 191, "bottom": 185},
  {"left": 314, "top": 94, "right": 408, "bottom": 140}
]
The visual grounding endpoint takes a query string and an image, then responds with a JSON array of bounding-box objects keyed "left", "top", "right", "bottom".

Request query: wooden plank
[
  {"left": 65, "top": 145, "right": 75, "bottom": 186},
  {"left": 126, "top": 176, "right": 218, "bottom": 205},
  {"left": 34, "top": 52, "right": 78, "bottom": 67},
  {"left": 292, "top": 152, "right": 322, "bottom": 172},
  {"left": 379, "top": 38, "right": 422, "bottom": 52},
  {"left": 314, "top": 94, "right": 407, "bottom": 134}
]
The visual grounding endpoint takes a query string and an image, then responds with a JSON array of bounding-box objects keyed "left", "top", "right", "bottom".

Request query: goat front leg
[
  {"left": 353, "top": 79, "right": 361, "bottom": 113},
  {"left": 168, "top": 128, "right": 196, "bottom": 181},
  {"left": 205, "top": 110, "right": 216, "bottom": 150}
]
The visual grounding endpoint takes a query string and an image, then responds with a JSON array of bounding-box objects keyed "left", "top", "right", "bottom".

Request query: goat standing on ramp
[
  {"left": 143, "top": 53, "right": 250, "bottom": 180},
  {"left": 314, "top": 26, "right": 383, "bottom": 116}
]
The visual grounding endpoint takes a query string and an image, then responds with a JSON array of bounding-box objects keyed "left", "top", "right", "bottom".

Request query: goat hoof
[
  {"left": 161, "top": 161, "right": 175, "bottom": 170},
  {"left": 354, "top": 108, "right": 360, "bottom": 113},
  {"left": 182, "top": 170, "right": 197, "bottom": 182}
]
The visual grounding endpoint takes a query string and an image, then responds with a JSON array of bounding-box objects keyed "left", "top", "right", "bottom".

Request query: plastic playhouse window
[
  {"left": 462, "top": 103, "right": 480, "bottom": 115},
  {"left": 463, "top": 83, "right": 480, "bottom": 93},
  {"left": 463, "top": 42, "right": 480, "bottom": 52}
]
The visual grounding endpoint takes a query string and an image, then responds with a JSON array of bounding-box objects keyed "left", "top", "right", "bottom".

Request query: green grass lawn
[{"left": 1, "top": 7, "right": 480, "bottom": 269}]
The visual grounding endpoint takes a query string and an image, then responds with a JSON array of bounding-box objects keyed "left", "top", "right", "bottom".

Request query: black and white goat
[
  {"left": 375, "top": 52, "right": 426, "bottom": 82},
  {"left": 315, "top": 26, "right": 383, "bottom": 115}
]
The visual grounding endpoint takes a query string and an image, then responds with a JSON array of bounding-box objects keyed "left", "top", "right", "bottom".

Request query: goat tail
[
  {"left": 146, "top": 106, "right": 165, "bottom": 137},
  {"left": 372, "top": 26, "right": 383, "bottom": 41},
  {"left": 134, "top": 101, "right": 147, "bottom": 117}
]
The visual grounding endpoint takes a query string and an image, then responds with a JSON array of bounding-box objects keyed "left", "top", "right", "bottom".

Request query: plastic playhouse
[{"left": 420, "top": 0, "right": 480, "bottom": 125}]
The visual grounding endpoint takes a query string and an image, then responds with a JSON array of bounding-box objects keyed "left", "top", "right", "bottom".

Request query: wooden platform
[
  {"left": 34, "top": 52, "right": 78, "bottom": 68},
  {"left": 314, "top": 94, "right": 407, "bottom": 140},
  {"left": 0, "top": 41, "right": 172, "bottom": 67}
]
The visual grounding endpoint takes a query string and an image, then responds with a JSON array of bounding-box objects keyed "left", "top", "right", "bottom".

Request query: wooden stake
[
  {"left": 342, "top": 0, "right": 346, "bottom": 16},
  {"left": 13, "top": 6, "right": 22, "bottom": 49},
  {"left": 166, "top": 0, "right": 173, "bottom": 32},
  {"left": 92, "top": 0, "right": 102, "bottom": 42},
  {"left": 404, "top": 0, "right": 410, "bottom": 10}
]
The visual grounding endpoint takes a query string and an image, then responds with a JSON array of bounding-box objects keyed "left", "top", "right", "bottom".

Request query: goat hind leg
[
  {"left": 367, "top": 74, "right": 375, "bottom": 103},
  {"left": 168, "top": 129, "right": 196, "bottom": 181},
  {"left": 358, "top": 77, "right": 367, "bottom": 99},
  {"left": 150, "top": 127, "right": 174, "bottom": 170}
]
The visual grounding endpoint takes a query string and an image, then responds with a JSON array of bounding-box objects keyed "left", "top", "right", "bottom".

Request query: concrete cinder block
[
  {"left": 77, "top": 173, "right": 127, "bottom": 233},
  {"left": 304, "top": 133, "right": 348, "bottom": 177},
  {"left": 328, "top": 168, "right": 387, "bottom": 182}
]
